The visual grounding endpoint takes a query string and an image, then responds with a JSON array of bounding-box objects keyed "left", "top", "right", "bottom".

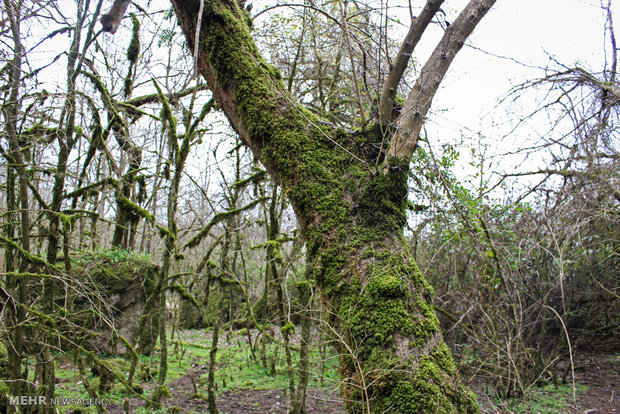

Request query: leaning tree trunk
[{"left": 169, "top": 0, "right": 479, "bottom": 412}]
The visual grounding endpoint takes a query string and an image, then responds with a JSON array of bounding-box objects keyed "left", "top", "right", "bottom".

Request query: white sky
[
  {"left": 402, "top": 0, "right": 619, "bottom": 192},
  {"left": 432, "top": 0, "right": 614, "bottom": 128},
  {"left": 250, "top": 0, "right": 617, "bottom": 188},
  {"left": 40, "top": 0, "right": 616, "bottom": 142}
]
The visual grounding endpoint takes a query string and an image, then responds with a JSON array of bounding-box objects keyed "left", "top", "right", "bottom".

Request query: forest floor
[
  {"left": 109, "top": 353, "right": 618, "bottom": 414},
  {"left": 52, "top": 329, "right": 619, "bottom": 414}
]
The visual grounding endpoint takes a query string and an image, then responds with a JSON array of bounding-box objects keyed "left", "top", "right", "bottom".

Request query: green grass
[
  {"left": 54, "top": 356, "right": 135, "bottom": 413},
  {"left": 46, "top": 329, "right": 607, "bottom": 414},
  {"left": 51, "top": 331, "right": 599, "bottom": 414},
  {"left": 182, "top": 329, "right": 340, "bottom": 393},
  {"left": 56, "top": 330, "right": 600, "bottom": 414}
]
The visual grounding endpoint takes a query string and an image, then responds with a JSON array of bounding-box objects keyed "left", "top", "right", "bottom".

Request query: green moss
[
  {"left": 341, "top": 344, "right": 479, "bottom": 413},
  {"left": 117, "top": 196, "right": 154, "bottom": 223},
  {"left": 73, "top": 248, "right": 151, "bottom": 267},
  {"left": 280, "top": 321, "right": 295, "bottom": 335},
  {"left": 127, "top": 13, "right": 141, "bottom": 65},
  {"left": 0, "top": 341, "right": 8, "bottom": 379},
  {"left": 432, "top": 342, "right": 457, "bottom": 376},
  {"left": 124, "top": 76, "right": 134, "bottom": 98},
  {"left": 157, "top": 225, "right": 175, "bottom": 240},
  {"left": 372, "top": 347, "right": 479, "bottom": 414},
  {"left": 394, "top": 94, "right": 406, "bottom": 107},
  {"left": 156, "top": 384, "right": 171, "bottom": 398},
  {"left": 71, "top": 249, "right": 158, "bottom": 297}
]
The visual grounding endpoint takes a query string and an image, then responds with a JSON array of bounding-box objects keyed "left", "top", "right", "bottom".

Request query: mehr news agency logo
[{"left": 6, "top": 395, "right": 112, "bottom": 407}]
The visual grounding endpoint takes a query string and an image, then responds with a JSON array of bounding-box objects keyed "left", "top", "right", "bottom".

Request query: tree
[
  {"left": 161, "top": 0, "right": 497, "bottom": 412},
  {"left": 1, "top": 0, "right": 30, "bottom": 399}
]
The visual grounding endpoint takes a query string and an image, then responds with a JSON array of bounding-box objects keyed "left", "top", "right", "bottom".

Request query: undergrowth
[
  {"left": 52, "top": 328, "right": 339, "bottom": 413},
  {"left": 496, "top": 383, "right": 588, "bottom": 414}
]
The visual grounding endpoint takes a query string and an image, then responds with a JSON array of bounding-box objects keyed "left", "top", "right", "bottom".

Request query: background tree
[{"left": 410, "top": 0, "right": 619, "bottom": 401}]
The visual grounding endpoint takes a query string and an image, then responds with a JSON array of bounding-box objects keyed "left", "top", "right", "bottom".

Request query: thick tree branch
[
  {"left": 169, "top": 0, "right": 318, "bottom": 186},
  {"left": 101, "top": 0, "right": 132, "bottom": 33},
  {"left": 377, "top": 0, "right": 444, "bottom": 125},
  {"left": 387, "top": 0, "right": 496, "bottom": 161},
  {"left": 123, "top": 84, "right": 208, "bottom": 108}
]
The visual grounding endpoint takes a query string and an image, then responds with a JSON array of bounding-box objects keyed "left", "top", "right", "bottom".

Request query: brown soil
[
  {"left": 568, "top": 352, "right": 618, "bottom": 414},
  {"left": 105, "top": 363, "right": 346, "bottom": 414}
]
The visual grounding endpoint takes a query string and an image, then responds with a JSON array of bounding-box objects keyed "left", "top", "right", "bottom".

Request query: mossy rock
[
  {"left": 67, "top": 249, "right": 160, "bottom": 355},
  {"left": 177, "top": 296, "right": 204, "bottom": 329}
]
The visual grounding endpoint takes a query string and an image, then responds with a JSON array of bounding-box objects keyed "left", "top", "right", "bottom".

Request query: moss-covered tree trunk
[
  {"left": 169, "top": 0, "right": 481, "bottom": 412},
  {"left": 302, "top": 167, "right": 479, "bottom": 412}
]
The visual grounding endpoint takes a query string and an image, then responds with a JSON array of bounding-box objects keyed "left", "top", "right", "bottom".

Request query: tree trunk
[
  {"left": 304, "top": 164, "right": 479, "bottom": 413},
  {"left": 169, "top": 1, "right": 480, "bottom": 411},
  {"left": 291, "top": 262, "right": 312, "bottom": 414},
  {"left": 2, "top": 0, "right": 29, "bottom": 397}
]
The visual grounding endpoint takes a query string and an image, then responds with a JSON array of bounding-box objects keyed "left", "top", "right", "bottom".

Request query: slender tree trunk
[
  {"left": 207, "top": 301, "right": 221, "bottom": 414},
  {"left": 41, "top": 7, "right": 83, "bottom": 409},
  {"left": 1, "top": 0, "right": 29, "bottom": 397},
  {"left": 291, "top": 262, "right": 312, "bottom": 414},
  {"left": 207, "top": 222, "right": 234, "bottom": 414}
]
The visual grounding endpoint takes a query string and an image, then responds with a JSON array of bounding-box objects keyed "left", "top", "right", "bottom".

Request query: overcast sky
[
  {"left": 33, "top": 0, "right": 618, "bottom": 193},
  {"left": 431, "top": 0, "right": 615, "bottom": 128}
]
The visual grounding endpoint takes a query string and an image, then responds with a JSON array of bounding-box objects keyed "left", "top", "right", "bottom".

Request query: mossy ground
[{"left": 493, "top": 383, "right": 589, "bottom": 414}]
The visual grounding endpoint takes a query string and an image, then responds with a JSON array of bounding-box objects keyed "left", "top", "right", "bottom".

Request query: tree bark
[
  {"left": 170, "top": 0, "right": 481, "bottom": 411},
  {"left": 291, "top": 262, "right": 312, "bottom": 414},
  {"left": 2, "top": 0, "right": 29, "bottom": 397}
]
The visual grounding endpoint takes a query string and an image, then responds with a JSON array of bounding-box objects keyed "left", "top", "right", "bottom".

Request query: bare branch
[
  {"left": 387, "top": 0, "right": 497, "bottom": 161},
  {"left": 377, "top": 0, "right": 444, "bottom": 125}
]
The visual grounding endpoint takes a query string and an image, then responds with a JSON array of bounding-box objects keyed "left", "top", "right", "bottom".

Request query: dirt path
[
  {"left": 569, "top": 353, "right": 618, "bottom": 414},
  {"left": 106, "top": 364, "right": 346, "bottom": 413}
]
